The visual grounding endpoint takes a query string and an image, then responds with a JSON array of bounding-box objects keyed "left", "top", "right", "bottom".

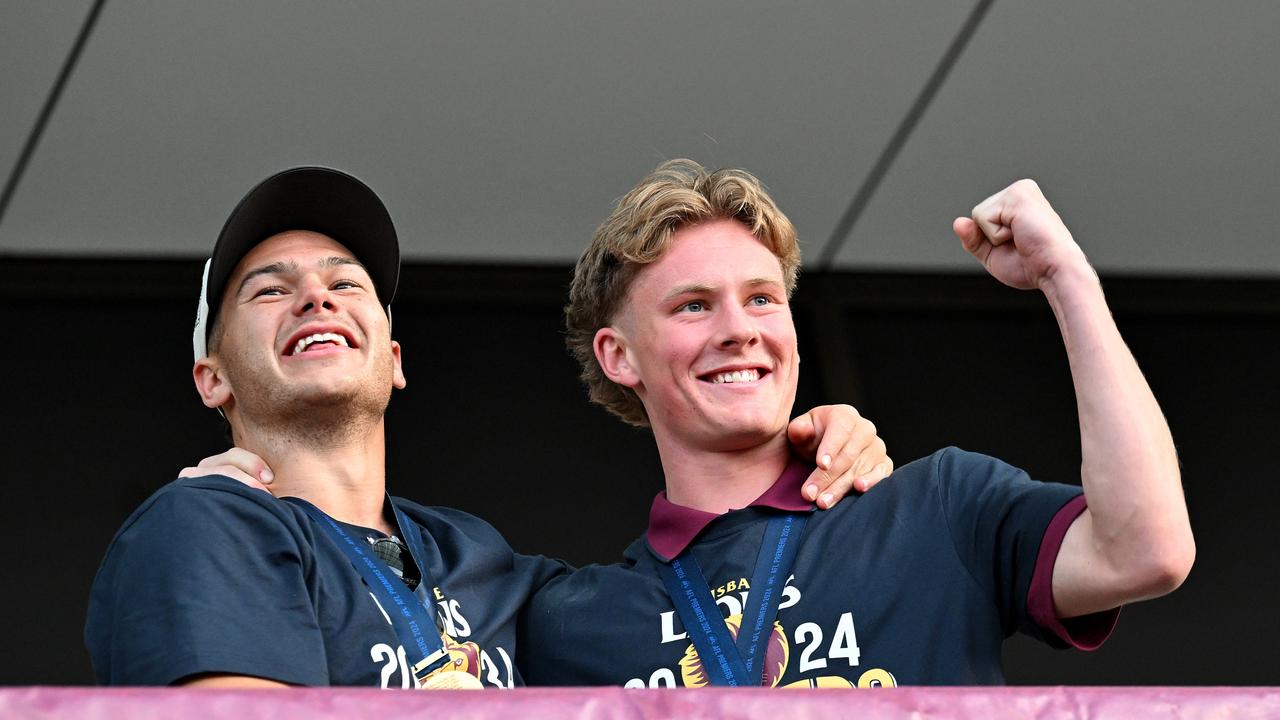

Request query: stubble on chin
[{"left": 227, "top": 357, "right": 395, "bottom": 448}]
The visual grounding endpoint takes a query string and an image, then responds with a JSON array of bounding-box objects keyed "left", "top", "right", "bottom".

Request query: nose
[
  {"left": 717, "top": 303, "right": 760, "bottom": 349},
  {"left": 294, "top": 276, "right": 339, "bottom": 316}
]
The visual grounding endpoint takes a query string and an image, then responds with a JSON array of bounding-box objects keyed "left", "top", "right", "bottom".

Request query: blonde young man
[
  {"left": 86, "top": 166, "right": 890, "bottom": 688},
  {"left": 519, "top": 160, "right": 1193, "bottom": 686}
]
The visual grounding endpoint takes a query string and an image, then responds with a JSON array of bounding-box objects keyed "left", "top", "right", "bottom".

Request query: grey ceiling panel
[
  {"left": 0, "top": 1, "right": 971, "bottom": 262},
  {"left": 0, "top": 1, "right": 94, "bottom": 228},
  {"left": 835, "top": 1, "right": 1280, "bottom": 276}
]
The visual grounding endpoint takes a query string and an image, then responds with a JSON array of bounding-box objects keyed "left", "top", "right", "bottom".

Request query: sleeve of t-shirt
[
  {"left": 1023, "top": 495, "right": 1121, "bottom": 649},
  {"left": 85, "top": 478, "right": 329, "bottom": 686},
  {"left": 516, "top": 553, "right": 576, "bottom": 595},
  {"left": 932, "top": 447, "right": 1114, "bottom": 648}
]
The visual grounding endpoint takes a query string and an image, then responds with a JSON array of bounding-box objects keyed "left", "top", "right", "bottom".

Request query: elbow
[
  {"left": 1165, "top": 531, "right": 1197, "bottom": 591},
  {"left": 1134, "top": 530, "right": 1196, "bottom": 599}
]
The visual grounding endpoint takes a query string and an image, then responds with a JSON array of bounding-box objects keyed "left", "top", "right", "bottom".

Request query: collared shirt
[
  {"left": 521, "top": 447, "right": 1118, "bottom": 687},
  {"left": 647, "top": 457, "right": 815, "bottom": 561}
]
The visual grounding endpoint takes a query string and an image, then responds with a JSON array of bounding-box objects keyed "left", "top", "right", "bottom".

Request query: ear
[
  {"left": 593, "top": 326, "right": 641, "bottom": 388},
  {"left": 390, "top": 340, "right": 406, "bottom": 389},
  {"left": 193, "top": 357, "right": 233, "bottom": 409}
]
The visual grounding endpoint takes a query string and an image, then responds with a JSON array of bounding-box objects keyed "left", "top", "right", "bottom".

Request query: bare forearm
[
  {"left": 954, "top": 179, "right": 1194, "bottom": 616},
  {"left": 1043, "top": 261, "right": 1194, "bottom": 616}
]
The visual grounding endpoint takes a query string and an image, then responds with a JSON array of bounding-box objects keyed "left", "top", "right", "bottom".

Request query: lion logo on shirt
[{"left": 678, "top": 614, "right": 790, "bottom": 687}]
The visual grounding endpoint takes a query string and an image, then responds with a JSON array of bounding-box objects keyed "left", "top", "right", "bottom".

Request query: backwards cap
[{"left": 193, "top": 166, "right": 400, "bottom": 360}]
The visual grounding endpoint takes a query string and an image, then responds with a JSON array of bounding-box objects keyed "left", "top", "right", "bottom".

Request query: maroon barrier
[{"left": 2, "top": 686, "right": 1278, "bottom": 719}]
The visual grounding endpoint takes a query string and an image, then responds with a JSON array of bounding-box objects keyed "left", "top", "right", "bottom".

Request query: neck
[
  {"left": 653, "top": 429, "right": 791, "bottom": 514},
  {"left": 230, "top": 414, "right": 394, "bottom": 535}
]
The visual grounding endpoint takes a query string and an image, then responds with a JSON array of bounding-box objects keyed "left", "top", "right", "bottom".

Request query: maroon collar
[{"left": 646, "top": 456, "right": 815, "bottom": 561}]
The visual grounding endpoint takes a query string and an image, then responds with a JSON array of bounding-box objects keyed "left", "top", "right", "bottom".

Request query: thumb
[{"left": 953, "top": 217, "right": 991, "bottom": 263}]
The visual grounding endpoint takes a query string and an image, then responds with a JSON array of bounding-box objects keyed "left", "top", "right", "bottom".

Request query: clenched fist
[{"left": 952, "top": 179, "right": 1094, "bottom": 291}]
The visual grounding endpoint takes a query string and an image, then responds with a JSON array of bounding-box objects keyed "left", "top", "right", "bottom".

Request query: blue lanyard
[
  {"left": 285, "top": 497, "right": 451, "bottom": 683},
  {"left": 657, "top": 513, "right": 809, "bottom": 686}
]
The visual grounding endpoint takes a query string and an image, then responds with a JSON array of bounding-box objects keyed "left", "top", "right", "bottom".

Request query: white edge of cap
[{"left": 193, "top": 258, "right": 212, "bottom": 362}]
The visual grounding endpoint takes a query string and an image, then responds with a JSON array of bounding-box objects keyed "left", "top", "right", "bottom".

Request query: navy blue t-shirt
[
  {"left": 520, "top": 448, "right": 1101, "bottom": 687},
  {"left": 86, "top": 475, "right": 567, "bottom": 687}
]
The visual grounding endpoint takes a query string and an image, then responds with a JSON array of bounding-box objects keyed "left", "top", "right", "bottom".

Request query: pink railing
[{"left": 2, "top": 686, "right": 1277, "bottom": 719}]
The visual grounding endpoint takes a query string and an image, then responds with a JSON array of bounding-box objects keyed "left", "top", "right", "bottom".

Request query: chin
[{"left": 700, "top": 421, "right": 786, "bottom": 453}]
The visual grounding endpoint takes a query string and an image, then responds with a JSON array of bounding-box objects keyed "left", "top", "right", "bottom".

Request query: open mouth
[
  {"left": 700, "top": 368, "right": 768, "bottom": 384},
  {"left": 283, "top": 330, "right": 358, "bottom": 357}
]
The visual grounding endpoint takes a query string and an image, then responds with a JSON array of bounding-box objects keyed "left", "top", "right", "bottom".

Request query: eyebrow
[
  {"left": 663, "top": 283, "right": 714, "bottom": 302},
  {"left": 235, "top": 256, "right": 366, "bottom": 297},
  {"left": 661, "top": 277, "right": 782, "bottom": 302}
]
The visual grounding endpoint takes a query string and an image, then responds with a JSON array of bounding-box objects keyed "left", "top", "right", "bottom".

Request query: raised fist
[{"left": 952, "top": 179, "right": 1092, "bottom": 291}]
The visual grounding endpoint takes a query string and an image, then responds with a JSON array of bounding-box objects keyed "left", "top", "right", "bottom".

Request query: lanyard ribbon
[
  {"left": 657, "top": 513, "right": 809, "bottom": 686},
  {"left": 286, "top": 497, "right": 451, "bottom": 682}
]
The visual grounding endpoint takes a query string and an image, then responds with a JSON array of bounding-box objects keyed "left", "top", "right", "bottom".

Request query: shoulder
[
  {"left": 924, "top": 446, "right": 1080, "bottom": 505},
  {"left": 390, "top": 497, "right": 525, "bottom": 565},
  {"left": 87, "top": 477, "right": 328, "bottom": 686},
  {"left": 815, "top": 447, "right": 1034, "bottom": 531},
  {"left": 127, "top": 474, "right": 298, "bottom": 526},
  {"left": 102, "top": 476, "right": 307, "bottom": 564},
  {"left": 136, "top": 473, "right": 291, "bottom": 513},
  {"left": 882, "top": 447, "right": 1032, "bottom": 498},
  {"left": 881, "top": 446, "right": 1020, "bottom": 483},
  {"left": 391, "top": 497, "right": 508, "bottom": 543},
  {"left": 929, "top": 446, "right": 1024, "bottom": 478},
  {"left": 526, "top": 557, "right": 638, "bottom": 616},
  {"left": 827, "top": 447, "right": 996, "bottom": 508},
  {"left": 533, "top": 537, "right": 646, "bottom": 598}
]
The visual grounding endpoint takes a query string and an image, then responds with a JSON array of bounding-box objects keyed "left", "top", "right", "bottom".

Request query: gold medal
[{"left": 418, "top": 670, "right": 484, "bottom": 690}]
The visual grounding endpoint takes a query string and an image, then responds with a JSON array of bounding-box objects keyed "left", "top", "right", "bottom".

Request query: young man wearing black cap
[
  {"left": 518, "top": 160, "right": 1194, "bottom": 686},
  {"left": 85, "top": 166, "right": 891, "bottom": 688}
]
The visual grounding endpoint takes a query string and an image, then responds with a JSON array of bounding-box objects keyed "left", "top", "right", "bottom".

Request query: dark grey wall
[{"left": 3, "top": 259, "right": 1275, "bottom": 685}]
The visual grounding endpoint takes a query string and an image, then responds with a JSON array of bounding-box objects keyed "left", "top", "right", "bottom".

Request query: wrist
[{"left": 1038, "top": 251, "right": 1100, "bottom": 300}]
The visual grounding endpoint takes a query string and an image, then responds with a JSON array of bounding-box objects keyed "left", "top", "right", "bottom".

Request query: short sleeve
[
  {"left": 932, "top": 448, "right": 1083, "bottom": 643},
  {"left": 1025, "top": 495, "right": 1121, "bottom": 649},
  {"left": 85, "top": 478, "right": 328, "bottom": 686}
]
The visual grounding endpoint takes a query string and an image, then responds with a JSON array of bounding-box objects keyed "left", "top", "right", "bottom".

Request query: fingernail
[
  {"left": 820, "top": 454, "right": 832, "bottom": 469},
  {"left": 260, "top": 469, "right": 274, "bottom": 483},
  {"left": 820, "top": 492, "right": 834, "bottom": 508},
  {"left": 804, "top": 484, "right": 817, "bottom": 501}
]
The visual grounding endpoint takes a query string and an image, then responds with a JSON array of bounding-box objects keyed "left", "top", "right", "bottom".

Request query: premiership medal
[
  {"left": 414, "top": 646, "right": 484, "bottom": 690},
  {"left": 419, "top": 669, "right": 484, "bottom": 690}
]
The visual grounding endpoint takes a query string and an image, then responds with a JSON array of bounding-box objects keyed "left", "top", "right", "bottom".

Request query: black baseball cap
[{"left": 193, "top": 166, "right": 400, "bottom": 360}]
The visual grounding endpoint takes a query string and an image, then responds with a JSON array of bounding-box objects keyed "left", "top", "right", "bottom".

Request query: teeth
[
  {"left": 712, "top": 369, "right": 760, "bottom": 384},
  {"left": 292, "top": 332, "right": 349, "bottom": 355}
]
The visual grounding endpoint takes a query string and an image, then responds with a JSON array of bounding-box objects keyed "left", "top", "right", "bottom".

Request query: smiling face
[
  {"left": 597, "top": 218, "right": 800, "bottom": 452},
  {"left": 196, "top": 230, "right": 405, "bottom": 433}
]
